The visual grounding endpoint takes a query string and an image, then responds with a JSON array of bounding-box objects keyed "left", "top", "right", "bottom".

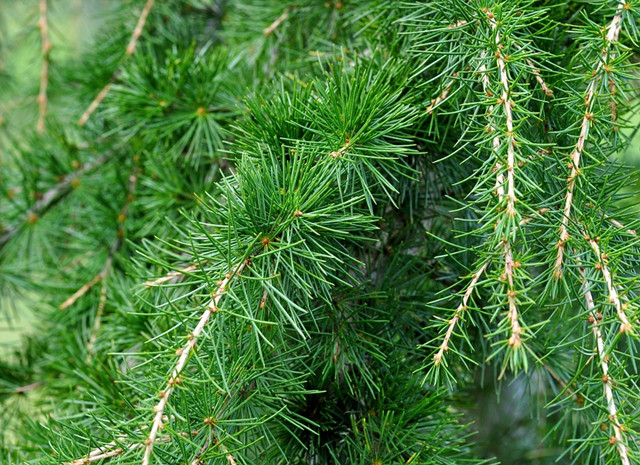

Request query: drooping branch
[
  {"left": 554, "top": 0, "right": 627, "bottom": 279},
  {"left": 0, "top": 154, "right": 108, "bottom": 251},
  {"left": 37, "top": 0, "right": 51, "bottom": 133},
  {"left": 486, "top": 9, "right": 523, "bottom": 348},
  {"left": 433, "top": 208, "right": 549, "bottom": 367},
  {"left": 578, "top": 264, "right": 631, "bottom": 465},
  {"left": 141, "top": 259, "right": 248, "bottom": 465},
  {"left": 433, "top": 260, "right": 490, "bottom": 366},
  {"left": 478, "top": 50, "right": 504, "bottom": 200},
  {"left": 78, "top": 0, "right": 155, "bottom": 126},
  {"left": 587, "top": 237, "right": 633, "bottom": 334}
]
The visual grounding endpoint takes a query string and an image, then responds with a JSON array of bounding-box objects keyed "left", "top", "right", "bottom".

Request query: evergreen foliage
[{"left": 1, "top": 1, "right": 640, "bottom": 464}]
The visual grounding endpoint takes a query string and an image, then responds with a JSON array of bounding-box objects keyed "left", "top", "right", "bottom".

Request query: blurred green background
[{"left": 1, "top": 2, "right": 639, "bottom": 464}]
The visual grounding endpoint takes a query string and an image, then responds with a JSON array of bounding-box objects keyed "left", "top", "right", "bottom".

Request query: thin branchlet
[
  {"left": 59, "top": 164, "right": 138, "bottom": 315},
  {"left": 263, "top": 7, "right": 290, "bottom": 36},
  {"left": 78, "top": 0, "right": 155, "bottom": 126},
  {"left": 485, "top": 8, "right": 523, "bottom": 349},
  {"left": 526, "top": 59, "right": 553, "bottom": 97},
  {"left": 587, "top": 237, "right": 633, "bottom": 334},
  {"left": 141, "top": 259, "right": 247, "bottom": 465},
  {"left": 0, "top": 154, "right": 109, "bottom": 250},
  {"left": 67, "top": 434, "right": 171, "bottom": 465},
  {"left": 426, "top": 76, "right": 456, "bottom": 114},
  {"left": 433, "top": 260, "right": 490, "bottom": 366},
  {"left": 144, "top": 264, "right": 201, "bottom": 287},
  {"left": 434, "top": 209, "right": 549, "bottom": 367},
  {"left": 578, "top": 263, "right": 631, "bottom": 465},
  {"left": 37, "top": 0, "right": 51, "bottom": 133},
  {"left": 554, "top": 0, "right": 628, "bottom": 279}
]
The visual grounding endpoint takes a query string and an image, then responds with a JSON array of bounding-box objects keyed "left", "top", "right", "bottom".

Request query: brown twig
[
  {"left": 78, "top": 75, "right": 117, "bottom": 127},
  {"left": 142, "top": 259, "right": 247, "bottom": 465},
  {"left": 59, "top": 165, "right": 138, "bottom": 312},
  {"left": 554, "top": 0, "right": 627, "bottom": 279},
  {"left": 69, "top": 445, "right": 134, "bottom": 465},
  {"left": 14, "top": 381, "right": 43, "bottom": 394},
  {"left": 78, "top": 0, "right": 155, "bottom": 126},
  {"left": 607, "top": 217, "right": 636, "bottom": 236},
  {"left": 86, "top": 280, "right": 108, "bottom": 357},
  {"left": 59, "top": 272, "right": 104, "bottom": 310},
  {"left": 144, "top": 263, "right": 200, "bottom": 287},
  {"left": 37, "top": 0, "right": 51, "bottom": 133},
  {"left": 127, "top": 0, "right": 155, "bottom": 55},
  {"left": 478, "top": 50, "right": 504, "bottom": 200},
  {"left": 190, "top": 430, "right": 236, "bottom": 465},
  {"left": 0, "top": 155, "right": 108, "bottom": 250},
  {"left": 67, "top": 434, "right": 170, "bottom": 465},
  {"left": 263, "top": 8, "right": 289, "bottom": 37},
  {"left": 526, "top": 59, "right": 553, "bottom": 97},
  {"left": 426, "top": 76, "right": 456, "bottom": 114}
]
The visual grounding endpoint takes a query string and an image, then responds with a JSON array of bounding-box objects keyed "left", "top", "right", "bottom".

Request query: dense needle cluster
[{"left": 1, "top": 1, "right": 640, "bottom": 464}]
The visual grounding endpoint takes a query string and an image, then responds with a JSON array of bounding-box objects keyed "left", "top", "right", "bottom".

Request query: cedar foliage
[{"left": 1, "top": 1, "right": 640, "bottom": 464}]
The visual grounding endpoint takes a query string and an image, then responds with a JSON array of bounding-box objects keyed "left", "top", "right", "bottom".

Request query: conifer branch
[
  {"left": 487, "top": 9, "right": 523, "bottom": 348},
  {"left": 587, "top": 237, "right": 633, "bottom": 334},
  {"left": 426, "top": 76, "right": 456, "bottom": 114},
  {"left": 126, "top": 0, "right": 155, "bottom": 56},
  {"left": 263, "top": 8, "right": 289, "bottom": 37},
  {"left": 86, "top": 280, "right": 108, "bottom": 357},
  {"left": 433, "top": 260, "right": 489, "bottom": 366},
  {"left": 59, "top": 165, "right": 138, "bottom": 312},
  {"left": 67, "top": 434, "right": 170, "bottom": 465},
  {"left": 492, "top": 13, "right": 517, "bottom": 219},
  {"left": 190, "top": 429, "right": 237, "bottom": 465},
  {"left": 77, "top": 76, "right": 116, "bottom": 127},
  {"left": 0, "top": 154, "right": 108, "bottom": 250},
  {"left": 142, "top": 259, "right": 247, "bottom": 465},
  {"left": 144, "top": 263, "right": 200, "bottom": 287},
  {"left": 37, "top": 0, "right": 51, "bottom": 133},
  {"left": 432, "top": 207, "right": 548, "bottom": 368},
  {"left": 526, "top": 59, "right": 553, "bottom": 97},
  {"left": 607, "top": 216, "right": 636, "bottom": 236},
  {"left": 69, "top": 444, "right": 135, "bottom": 464},
  {"left": 78, "top": 0, "right": 155, "bottom": 126},
  {"left": 578, "top": 264, "right": 631, "bottom": 465},
  {"left": 59, "top": 272, "right": 104, "bottom": 310},
  {"left": 554, "top": 0, "right": 627, "bottom": 279},
  {"left": 478, "top": 50, "right": 504, "bottom": 199}
]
